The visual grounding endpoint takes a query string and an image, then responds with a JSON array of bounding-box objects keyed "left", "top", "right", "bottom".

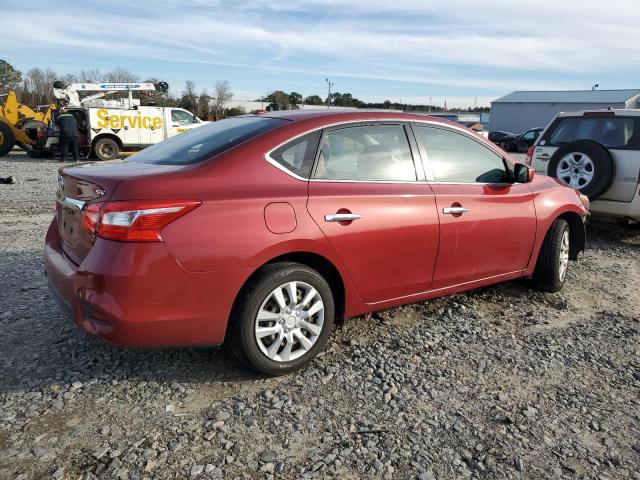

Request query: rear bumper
[
  {"left": 44, "top": 217, "right": 251, "bottom": 347},
  {"left": 590, "top": 195, "right": 640, "bottom": 222}
]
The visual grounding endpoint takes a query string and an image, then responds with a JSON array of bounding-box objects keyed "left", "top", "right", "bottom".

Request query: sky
[{"left": 1, "top": 0, "right": 639, "bottom": 108}]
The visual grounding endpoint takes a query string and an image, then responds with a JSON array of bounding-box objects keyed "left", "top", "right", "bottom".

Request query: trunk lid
[{"left": 56, "top": 159, "right": 187, "bottom": 265}]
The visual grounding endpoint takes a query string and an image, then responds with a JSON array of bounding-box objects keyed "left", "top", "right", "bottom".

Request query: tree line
[
  {"left": 1, "top": 59, "right": 490, "bottom": 118},
  {"left": 0, "top": 59, "right": 237, "bottom": 118},
  {"left": 260, "top": 90, "right": 490, "bottom": 113}
]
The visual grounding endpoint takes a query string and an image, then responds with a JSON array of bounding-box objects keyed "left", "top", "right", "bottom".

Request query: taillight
[
  {"left": 82, "top": 202, "right": 103, "bottom": 233},
  {"left": 525, "top": 146, "right": 534, "bottom": 165},
  {"left": 81, "top": 200, "right": 201, "bottom": 242}
]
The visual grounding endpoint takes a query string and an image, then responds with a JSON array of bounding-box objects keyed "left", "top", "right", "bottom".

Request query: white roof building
[{"left": 489, "top": 89, "right": 640, "bottom": 133}]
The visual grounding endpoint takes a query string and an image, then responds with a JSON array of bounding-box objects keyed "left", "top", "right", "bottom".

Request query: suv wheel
[
  {"left": 548, "top": 140, "right": 613, "bottom": 199},
  {"left": 532, "top": 219, "right": 570, "bottom": 292},
  {"left": 228, "top": 262, "right": 335, "bottom": 375}
]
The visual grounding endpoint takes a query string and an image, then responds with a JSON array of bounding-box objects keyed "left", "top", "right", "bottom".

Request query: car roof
[
  {"left": 259, "top": 109, "right": 463, "bottom": 128},
  {"left": 557, "top": 109, "right": 640, "bottom": 118}
]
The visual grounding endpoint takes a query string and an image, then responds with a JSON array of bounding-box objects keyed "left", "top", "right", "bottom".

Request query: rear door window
[
  {"left": 313, "top": 124, "right": 417, "bottom": 181},
  {"left": 544, "top": 116, "right": 639, "bottom": 149}
]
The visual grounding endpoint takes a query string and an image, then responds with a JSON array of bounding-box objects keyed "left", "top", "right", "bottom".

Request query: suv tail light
[
  {"left": 525, "top": 146, "right": 534, "bottom": 165},
  {"left": 81, "top": 200, "right": 201, "bottom": 242}
]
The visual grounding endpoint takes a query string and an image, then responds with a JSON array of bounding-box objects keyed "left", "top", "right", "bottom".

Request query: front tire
[
  {"left": 228, "top": 262, "right": 335, "bottom": 375},
  {"left": 532, "top": 219, "right": 570, "bottom": 292}
]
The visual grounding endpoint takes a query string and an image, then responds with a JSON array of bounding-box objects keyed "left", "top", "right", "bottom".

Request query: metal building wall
[{"left": 488, "top": 102, "right": 626, "bottom": 133}]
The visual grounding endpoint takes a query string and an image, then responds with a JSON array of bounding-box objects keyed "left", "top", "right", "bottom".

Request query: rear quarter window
[
  {"left": 268, "top": 130, "right": 322, "bottom": 178},
  {"left": 542, "top": 116, "right": 640, "bottom": 149}
]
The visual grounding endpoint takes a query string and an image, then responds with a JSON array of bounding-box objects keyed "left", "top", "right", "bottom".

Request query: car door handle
[
  {"left": 324, "top": 213, "right": 362, "bottom": 222},
  {"left": 443, "top": 207, "right": 470, "bottom": 215}
]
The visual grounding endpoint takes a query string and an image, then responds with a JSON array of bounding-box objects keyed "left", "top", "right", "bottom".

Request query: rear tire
[
  {"left": 0, "top": 122, "right": 16, "bottom": 157},
  {"left": 93, "top": 137, "right": 120, "bottom": 161},
  {"left": 228, "top": 262, "right": 335, "bottom": 375},
  {"left": 532, "top": 219, "right": 570, "bottom": 292}
]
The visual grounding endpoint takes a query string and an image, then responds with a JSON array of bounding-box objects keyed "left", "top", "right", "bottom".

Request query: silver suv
[{"left": 528, "top": 110, "right": 640, "bottom": 223}]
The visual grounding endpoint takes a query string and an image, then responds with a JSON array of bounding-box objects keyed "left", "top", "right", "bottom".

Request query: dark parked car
[
  {"left": 501, "top": 127, "right": 543, "bottom": 153},
  {"left": 488, "top": 130, "right": 514, "bottom": 145}
]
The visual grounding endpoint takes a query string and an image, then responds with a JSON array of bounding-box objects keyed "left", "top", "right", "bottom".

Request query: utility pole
[
  {"left": 428, "top": 96, "right": 432, "bottom": 113},
  {"left": 325, "top": 78, "right": 334, "bottom": 109}
]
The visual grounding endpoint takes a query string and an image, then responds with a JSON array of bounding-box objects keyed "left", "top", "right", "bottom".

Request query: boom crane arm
[{"left": 52, "top": 81, "right": 169, "bottom": 107}]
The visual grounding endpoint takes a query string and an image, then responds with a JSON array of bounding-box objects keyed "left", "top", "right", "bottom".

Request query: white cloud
[{"left": 1, "top": 0, "right": 638, "bottom": 104}]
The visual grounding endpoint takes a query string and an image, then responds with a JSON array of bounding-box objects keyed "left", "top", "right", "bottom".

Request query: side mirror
[{"left": 514, "top": 163, "right": 535, "bottom": 183}]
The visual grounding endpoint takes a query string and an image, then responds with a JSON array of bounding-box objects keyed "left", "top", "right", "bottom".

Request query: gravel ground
[{"left": 1, "top": 151, "right": 639, "bottom": 480}]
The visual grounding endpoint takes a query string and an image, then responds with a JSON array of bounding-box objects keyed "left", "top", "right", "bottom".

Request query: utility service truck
[{"left": 30, "top": 81, "right": 207, "bottom": 160}]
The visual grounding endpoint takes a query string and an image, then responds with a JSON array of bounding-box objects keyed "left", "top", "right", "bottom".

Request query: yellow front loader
[{"left": 0, "top": 91, "right": 55, "bottom": 156}]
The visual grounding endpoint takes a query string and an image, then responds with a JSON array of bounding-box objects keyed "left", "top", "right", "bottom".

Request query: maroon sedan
[{"left": 45, "top": 111, "right": 589, "bottom": 374}]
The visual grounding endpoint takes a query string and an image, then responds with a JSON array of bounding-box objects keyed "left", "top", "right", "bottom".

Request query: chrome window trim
[
  {"left": 264, "top": 154, "right": 310, "bottom": 182},
  {"left": 309, "top": 178, "right": 429, "bottom": 184},
  {"left": 426, "top": 181, "right": 512, "bottom": 187},
  {"left": 264, "top": 127, "right": 326, "bottom": 182},
  {"left": 262, "top": 117, "right": 513, "bottom": 185},
  {"left": 56, "top": 191, "right": 86, "bottom": 210}
]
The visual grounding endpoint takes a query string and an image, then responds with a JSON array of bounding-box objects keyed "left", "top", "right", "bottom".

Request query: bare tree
[
  {"left": 197, "top": 89, "right": 211, "bottom": 119},
  {"left": 212, "top": 80, "right": 233, "bottom": 115},
  {"left": 77, "top": 69, "right": 102, "bottom": 83},
  {"left": 180, "top": 80, "right": 198, "bottom": 113},
  {"left": 105, "top": 68, "right": 139, "bottom": 83},
  {"left": 21, "top": 67, "right": 57, "bottom": 106},
  {"left": 61, "top": 73, "right": 78, "bottom": 84}
]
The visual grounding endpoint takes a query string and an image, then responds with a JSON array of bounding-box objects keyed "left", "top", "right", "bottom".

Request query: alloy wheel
[
  {"left": 556, "top": 152, "right": 594, "bottom": 189},
  {"left": 254, "top": 281, "right": 324, "bottom": 362},
  {"left": 559, "top": 229, "right": 570, "bottom": 282}
]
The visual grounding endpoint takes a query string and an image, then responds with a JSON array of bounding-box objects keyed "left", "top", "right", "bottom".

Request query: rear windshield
[
  {"left": 127, "top": 116, "right": 287, "bottom": 165},
  {"left": 543, "top": 116, "right": 639, "bottom": 149}
]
